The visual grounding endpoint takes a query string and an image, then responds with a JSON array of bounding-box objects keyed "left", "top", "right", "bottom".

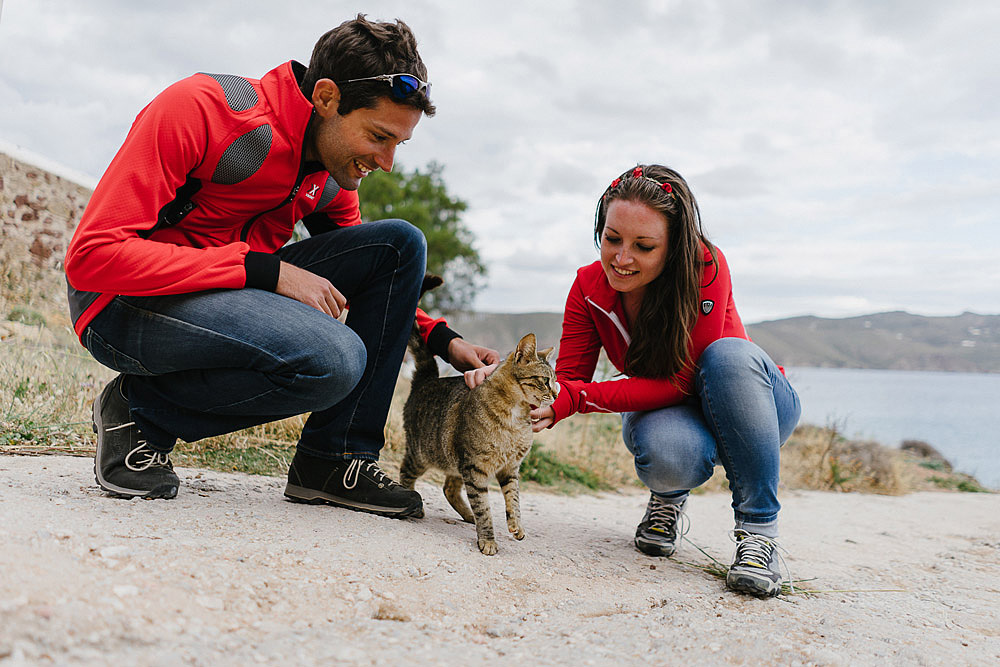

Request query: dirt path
[{"left": 1, "top": 455, "right": 998, "bottom": 665}]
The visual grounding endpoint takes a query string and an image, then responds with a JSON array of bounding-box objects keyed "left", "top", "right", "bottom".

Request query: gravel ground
[{"left": 1, "top": 454, "right": 998, "bottom": 666}]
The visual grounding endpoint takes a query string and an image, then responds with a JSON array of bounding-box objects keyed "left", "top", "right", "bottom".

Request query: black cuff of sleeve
[
  {"left": 245, "top": 251, "right": 281, "bottom": 291},
  {"left": 426, "top": 323, "right": 462, "bottom": 362}
]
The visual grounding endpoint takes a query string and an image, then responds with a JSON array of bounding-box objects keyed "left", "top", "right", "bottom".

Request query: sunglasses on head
[{"left": 335, "top": 73, "right": 431, "bottom": 101}]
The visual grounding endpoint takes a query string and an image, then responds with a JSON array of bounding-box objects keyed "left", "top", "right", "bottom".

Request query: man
[{"left": 64, "top": 15, "right": 498, "bottom": 518}]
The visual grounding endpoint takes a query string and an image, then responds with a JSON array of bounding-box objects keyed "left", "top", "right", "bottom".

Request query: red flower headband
[{"left": 606, "top": 166, "right": 673, "bottom": 196}]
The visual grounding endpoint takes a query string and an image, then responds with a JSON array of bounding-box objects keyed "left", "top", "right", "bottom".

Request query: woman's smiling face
[{"left": 599, "top": 199, "right": 670, "bottom": 298}]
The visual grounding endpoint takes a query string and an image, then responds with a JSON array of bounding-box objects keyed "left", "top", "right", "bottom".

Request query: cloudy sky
[{"left": 2, "top": 0, "right": 997, "bottom": 323}]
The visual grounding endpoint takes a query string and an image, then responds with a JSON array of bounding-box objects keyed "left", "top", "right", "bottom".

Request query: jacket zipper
[
  {"left": 240, "top": 162, "right": 308, "bottom": 243},
  {"left": 585, "top": 297, "right": 632, "bottom": 346}
]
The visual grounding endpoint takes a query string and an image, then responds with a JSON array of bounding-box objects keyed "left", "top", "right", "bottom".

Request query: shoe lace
[
  {"left": 646, "top": 495, "right": 690, "bottom": 539},
  {"left": 109, "top": 421, "right": 171, "bottom": 472},
  {"left": 731, "top": 529, "right": 794, "bottom": 594},
  {"left": 343, "top": 459, "right": 396, "bottom": 490}
]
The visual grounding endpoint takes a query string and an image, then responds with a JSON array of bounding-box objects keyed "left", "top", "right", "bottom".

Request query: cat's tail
[{"left": 408, "top": 274, "right": 444, "bottom": 382}]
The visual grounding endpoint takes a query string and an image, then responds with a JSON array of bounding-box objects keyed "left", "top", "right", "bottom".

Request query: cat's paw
[
  {"left": 508, "top": 521, "right": 525, "bottom": 540},
  {"left": 477, "top": 538, "right": 499, "bottom": 555}
]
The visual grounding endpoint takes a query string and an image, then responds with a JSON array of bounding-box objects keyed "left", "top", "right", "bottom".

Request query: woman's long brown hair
[{"left": 593, "top": 164, "right": 716, "bottom": 379}]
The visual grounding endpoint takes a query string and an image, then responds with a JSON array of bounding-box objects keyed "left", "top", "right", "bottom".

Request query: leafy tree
[{"left": 359, "top": 162, "right": 485, "bottom": 313}]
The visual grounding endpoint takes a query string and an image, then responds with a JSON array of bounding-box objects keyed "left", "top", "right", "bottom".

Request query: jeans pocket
[{"left": 84, "top": 327, "right": 155, "bottom": 376}]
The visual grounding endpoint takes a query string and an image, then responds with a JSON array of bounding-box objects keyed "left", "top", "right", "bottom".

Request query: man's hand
[
  {"left": 275, "top": 261, "right": 346, "bottom": 317},
  {"left": 448, "top": 338, "right": 500, "bottom": 372},
  {"left": 530, "top": 405, "right": 555, "bottom": 432}
]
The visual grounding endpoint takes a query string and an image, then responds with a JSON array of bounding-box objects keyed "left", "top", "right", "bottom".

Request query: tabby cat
[{"left": 402, "top": 303, "right": 557, "bottom": 555}]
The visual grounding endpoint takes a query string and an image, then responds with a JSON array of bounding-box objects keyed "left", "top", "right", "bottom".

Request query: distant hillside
[
  {"left": 446, "top": 310, "right": 1000, "bottom": 373},
  {"left": 746, "top": 311, "right": 1000, "bottom": 372},
  {"left": 446, "top": 312, "right": 565, "bottom": 356}
]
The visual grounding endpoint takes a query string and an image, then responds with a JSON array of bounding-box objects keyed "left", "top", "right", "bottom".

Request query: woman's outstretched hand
[
  {"left": 530, "top": 405, "right": 555, "bottom": 432},
  {"left": 463, "top": 363, "right": 498, "bottom": 389}
]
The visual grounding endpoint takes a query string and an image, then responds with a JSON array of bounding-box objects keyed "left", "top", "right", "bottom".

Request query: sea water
[{"left": 785, "top": 367, "right": 1000, "bottom": 490}]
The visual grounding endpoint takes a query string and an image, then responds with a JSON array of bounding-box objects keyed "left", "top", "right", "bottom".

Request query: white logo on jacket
[
  {"left": 305, "top": 183, "right": 321, "bottom": 199},
  {"left": 701, "top": 299, "right": 714, "bottom": 315}
]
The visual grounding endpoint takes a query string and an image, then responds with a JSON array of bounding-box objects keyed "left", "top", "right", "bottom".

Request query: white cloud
[{"left": 2, "top": 0, "right": 998, "bottom": 321}]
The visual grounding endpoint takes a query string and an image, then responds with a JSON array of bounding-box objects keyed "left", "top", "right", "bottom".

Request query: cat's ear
[
  {"left": 537, "top": 346, "right": 554, "bottom": 362},
  {"left": 512, "top": 333, "right": 537, "bottom": 363}
]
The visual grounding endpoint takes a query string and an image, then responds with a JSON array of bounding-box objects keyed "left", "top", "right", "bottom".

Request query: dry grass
[{"left": 779, "top": 423, "right": 907, "bottom": 494}]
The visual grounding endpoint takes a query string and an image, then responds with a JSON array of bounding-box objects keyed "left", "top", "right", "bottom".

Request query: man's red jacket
[
  {"left": 549, "top": 246, "right": 751, "bottom": 424},
  {"left": 65, "top": 61, "right": 447, "bottom": 345}
]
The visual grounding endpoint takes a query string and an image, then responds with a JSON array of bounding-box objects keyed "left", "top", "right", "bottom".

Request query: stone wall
[{"left": 0, "top": 151, "right": 93, "bottom": 321}]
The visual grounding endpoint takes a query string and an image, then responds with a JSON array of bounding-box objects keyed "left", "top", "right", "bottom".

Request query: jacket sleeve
[
  {"left": 416, "top": 309, "right": 460, "bottom": 361},
  {"left": 65, "top": 76, "right": 260, "bottom": 296},
  {"left": 547, "top": 273, "right": 690, "bottom": 424},
  {"left": 723, "top": 286, "right": 747, "bottom": 338},
  {"left": 554, "top": 275, "right": 602, "bottom": 383},
  {"left": 549, "top": 373, "right": 692, "bottom": 424}
]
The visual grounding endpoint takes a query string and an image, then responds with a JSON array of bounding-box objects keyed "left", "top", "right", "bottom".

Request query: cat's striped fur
[{"left": 401, "top": 290, "right": 557, "bottom": 555}]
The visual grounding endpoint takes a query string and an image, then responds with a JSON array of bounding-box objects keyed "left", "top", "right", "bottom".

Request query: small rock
[
  {"left": 99, "top": 545, "right": 132, "bottom": 559},
  {"left": 196, "top": 596, "right": 225, "bottom": 611},
  {"left": 327, "top": 647, "right": 365, "bottom": 662}
]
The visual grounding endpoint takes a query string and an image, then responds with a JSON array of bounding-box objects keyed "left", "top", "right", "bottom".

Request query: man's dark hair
[{"left": 301, "top": 14, "right": 435, "bottom": 116}]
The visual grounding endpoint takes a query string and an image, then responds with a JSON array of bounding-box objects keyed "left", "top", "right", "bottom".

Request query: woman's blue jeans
[
  {"left": 82, "top": 219, "right": 426, "bottom": 461},
  {"left": 621, "top": 338, "right": 801, "bottom": 532}
]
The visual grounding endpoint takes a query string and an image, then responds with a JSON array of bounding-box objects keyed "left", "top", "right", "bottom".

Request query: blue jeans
[
  {"left": 82, "top": 219, "right": 426, "bottom": 461},
  {"left": 622, "top": 338, "right": 801, "bottom": 533}
]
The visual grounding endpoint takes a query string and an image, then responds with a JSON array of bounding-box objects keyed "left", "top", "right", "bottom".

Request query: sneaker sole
[
  {"left": 92, "top": 397, "right": 179, "bottom": 500},
  {"left": 634, "top": 536, "right": 677, "bottom": 557},
  {"left": 283, "top": 483, "right": 423, "bottom": 519},
  {"left": 726, "top": 571, "right": 782, "bottom": 597}
]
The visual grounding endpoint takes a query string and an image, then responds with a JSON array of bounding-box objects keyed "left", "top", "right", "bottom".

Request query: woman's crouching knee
[
  {"left": 633, "top": 445, "right": 715, "bottom": 493},
  {"left": 698, "top": 337, "right": 765, "bottom": 371}
]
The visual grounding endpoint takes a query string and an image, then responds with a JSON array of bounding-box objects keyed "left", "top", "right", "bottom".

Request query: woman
[{"left": 468, "top": 164, "right": 800, "bottom": 597}]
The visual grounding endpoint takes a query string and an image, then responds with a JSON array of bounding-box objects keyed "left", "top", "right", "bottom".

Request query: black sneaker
[
  {"left": 284, "top": 450, "right": 423, "bottom": 519},
  {"left": 634, "top": 493, "right": 688, "bottom": 557},
  {"left": 93, "top": 375, "right": 179, "bottom": 499},
  {"left": 726, "top": 529, "right": 784, "bottom": 597}
]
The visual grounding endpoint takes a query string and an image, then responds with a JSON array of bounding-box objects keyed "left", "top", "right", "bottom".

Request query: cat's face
[
  {"left": 510, "top": 333, "right": 558, "bottom": 407},
  {"left": 514, "top": 361, "right": 558, "bottom": 408}
]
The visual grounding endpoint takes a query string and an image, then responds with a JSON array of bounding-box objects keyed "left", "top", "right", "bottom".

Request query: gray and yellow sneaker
[
  {"left": 634, "top": 493, "right": 688, "bottom": 557},
  {"left": 93, "top": 375, "right": 179, "bottom": 499},
  {"left": 726, "top": 529, "right": 784, "bottom": 597}
]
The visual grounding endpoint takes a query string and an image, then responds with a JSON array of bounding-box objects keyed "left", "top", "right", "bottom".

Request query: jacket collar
[{"left": 259, "top": 61, "right": 316, "bottom": 154}]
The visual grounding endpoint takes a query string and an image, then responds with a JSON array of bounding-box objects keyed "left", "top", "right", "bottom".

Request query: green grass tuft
[
  {"left": 6, "top": 306, "right": 47, "bottom": 327},
  {"left": 520, "top": 442, "right": 611, "bottom": 492},
  {"left": 929, "top": 475, "right": 988, "bottom": 493}
]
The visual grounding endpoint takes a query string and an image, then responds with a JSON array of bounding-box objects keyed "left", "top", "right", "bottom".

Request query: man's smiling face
[{"left": 306, "top": 81, "right": 422, "bottom": 190}]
